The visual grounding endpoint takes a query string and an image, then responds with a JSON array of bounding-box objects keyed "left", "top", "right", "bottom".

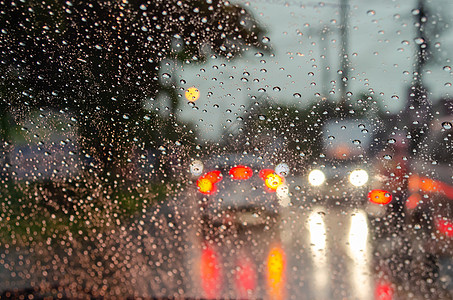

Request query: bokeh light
[
  {"left": 368, "top": 189, "right": 392, "bottom": 205},
  {"left": 185, "top": 86, "right": 200, "bottom": 102},
  {"left": 229, "top": 165, "right": 253, "bottom": 180}
]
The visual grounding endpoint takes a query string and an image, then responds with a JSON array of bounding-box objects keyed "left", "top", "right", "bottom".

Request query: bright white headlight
[
  {"left": 308, "top": 169, "right": 325, "bottom": 186},
  {"left": 349, "top": 169, "right": 368, "bottom": 187}
]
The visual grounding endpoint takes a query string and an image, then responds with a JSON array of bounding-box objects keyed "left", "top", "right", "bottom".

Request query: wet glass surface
[{"left": 1, "top": 0, "right": 453, "bottom": 298}]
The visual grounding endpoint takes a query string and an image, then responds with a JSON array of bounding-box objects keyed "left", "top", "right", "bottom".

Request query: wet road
[
  {"left": 1, "top": 195, "right": 449, "bottom": 299},
  {"left": 182, "top": 205, "right": 376, "bottom": 300}
]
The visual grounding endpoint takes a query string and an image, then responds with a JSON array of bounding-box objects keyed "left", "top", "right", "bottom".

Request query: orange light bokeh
[
  {"left": 406, "top": 193, "right": 421, "bottom": 210},
  {"left": 259, "top": 169, "right": 274, "bottom": 180},
  {"left": 265, "top": 173, "right": 283, "bottom": 191},
  {"left": 368, "top": 189, "right": 392, "bottom": 205},
  {"left": 197, "top": 170, "right": 223, "bottom": 195},
  {"left": 197, "top": 178, "right": 215, "bottom": 195}
]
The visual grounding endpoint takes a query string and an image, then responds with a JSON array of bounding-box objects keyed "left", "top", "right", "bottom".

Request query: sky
[{"left": 153, "top": 0, "right": 453, "bottom": 141}]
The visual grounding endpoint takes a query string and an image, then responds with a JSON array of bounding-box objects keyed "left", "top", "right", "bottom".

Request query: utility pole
[
  {"left": 339, "top": 0, "right": 349, "bottom": 106},
  {"left": 405, "top": 0, "right": 432, "bottom": 153}
]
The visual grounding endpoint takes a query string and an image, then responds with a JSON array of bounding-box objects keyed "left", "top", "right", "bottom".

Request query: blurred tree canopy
[{"left": 0, "top": 0, "right": 267, "bottom": 178}]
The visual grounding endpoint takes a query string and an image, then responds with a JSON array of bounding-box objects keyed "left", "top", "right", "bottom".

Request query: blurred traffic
[{"left": 1, "top": 0, "right": 453, "bottom": 299}]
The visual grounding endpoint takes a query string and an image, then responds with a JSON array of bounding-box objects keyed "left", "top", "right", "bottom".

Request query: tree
[{"left": 0, "top": 0, "right": 267, "bottom": 179}]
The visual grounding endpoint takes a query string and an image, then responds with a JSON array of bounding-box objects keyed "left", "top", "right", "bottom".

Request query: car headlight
[
  {"left": 308, "top": 169, "right": 325, "bottom": 186},
  {"left": 349, "top": 169, "right": 368, "bottom": 187}
]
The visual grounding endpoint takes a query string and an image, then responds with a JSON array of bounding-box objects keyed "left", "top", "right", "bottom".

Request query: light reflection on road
[
  {"left": 188, "top": 206, "right": 377, "bottom": 299},
  {"left": 266, "top": 244, "right": 286, "bottom": 300},
  {"left": 348, "top": 210, "right": 373, "bottom": 300},
  {"left": 307, "top": 208, "right": 329, "bottom": 299}
]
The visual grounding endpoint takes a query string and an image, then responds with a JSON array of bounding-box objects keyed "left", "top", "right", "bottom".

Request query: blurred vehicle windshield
[{"left": 1, "top": 0, "right": 453, "bottom": 299}]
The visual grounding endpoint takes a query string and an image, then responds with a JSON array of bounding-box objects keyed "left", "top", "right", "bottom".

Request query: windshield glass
[{"left": 1, "top": 0, "right": 453, "bottom": 299}]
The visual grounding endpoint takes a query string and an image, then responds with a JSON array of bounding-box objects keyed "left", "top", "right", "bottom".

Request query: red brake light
[
  {"left": 264, "top": 173, "right": 283, "bottom": 192},
  {"left": 197, "top": 170, "right": 223, "bottom": 195},
  {"left": 197, "top": 177, "right": 216, "bottom": 195},
  {"left": 229, "top": 165, "right": 253, "bottom": 180},
  {"left": 368, "top": 189, "right": 392, "bottom": 205},
  {"left": 259, "top": 169, "right": 274, "bottom": 180},
  {"left": 435, "top": 217, "right": 453, "bottom": 237},
  {"left": 204, "top": 170, "right": 223, "bottom": 183}
]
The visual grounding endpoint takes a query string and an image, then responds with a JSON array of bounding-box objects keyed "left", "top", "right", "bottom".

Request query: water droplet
[
  {"left": 162, "top": 73, "right": 171, "bottom": 79},
  {"left": 367, "top": 10, "right": 376, "bottom": 16},
  {"left": 328, "top": 135, "right": 335, "bottom": 140},
  {"left": 308, "top": 72, "right": 314, "bottom": 76},
  {"left": 273, "top": 86, "right": 281, "bottom": 92},
  {"left": 352, "top": 140, "right": 361, "bottom": 145},
  {"left": 387, "top": 138, "right": 396, "bottom": 144},
  {"left": 391, "top": 95, "right": 399, "bottom": 100},
  {"left": 442, "top": 122, "right": 452, "bottom": 130},
  {"left": 414, "top": 37, "right": 425, "bottom": 45},
  {"left": 383, "top": 154, "right": 392, "bottom": 160},
  {"left": 443, "top": 66, "right": 451, "bottom": 72},
  {"left": 293, "top": 93, "right": 301, "bottom": 98},
  {"left": 262, "top": 36, "right": 270, "bottom": 43},
  {"left": 258, "top": 115, "right": 266, "bottom": 121}
]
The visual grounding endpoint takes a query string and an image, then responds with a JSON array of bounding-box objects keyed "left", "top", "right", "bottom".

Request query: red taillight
[
  {"left": 259, "top": 169, "right": 284, "bottom": 192},
  {"left": 264, "top": 173, "right": 283, "bottom": 192},
  {"left": 259, "top": 169, "right": 274, "bottom": 180},
  {"left": 197, "top": 170, "right": 223, "bottom": 194},
  {"left": 435, "top": 217, "right": 453, "bottom": 237},
  {"left": 204, "top": 170, "right": 223, "bottom": 184},
  {"left": 197, "top": 177, "right": 216, "bottom": 195},
  {"left": 229, "top": 165, "right": 253, "bottom": 180},
  {"left": 368, "top": 189, "right": 392, "bottom": 205}
]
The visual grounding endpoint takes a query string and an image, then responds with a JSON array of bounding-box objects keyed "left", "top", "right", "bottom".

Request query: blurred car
[
  {"left": 406, "top": 113, "right": 453, "bottom": 255},
  {"left": 191, "top": 155, "right": 291, "bottom": 231},
  {"left": 301, "top": 119, "right": 376, "bottom": 209}
]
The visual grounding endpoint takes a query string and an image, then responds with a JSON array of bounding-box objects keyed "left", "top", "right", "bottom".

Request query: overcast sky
[{"left": 154, "top": 0, "right": 453, "bottom": 141}]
